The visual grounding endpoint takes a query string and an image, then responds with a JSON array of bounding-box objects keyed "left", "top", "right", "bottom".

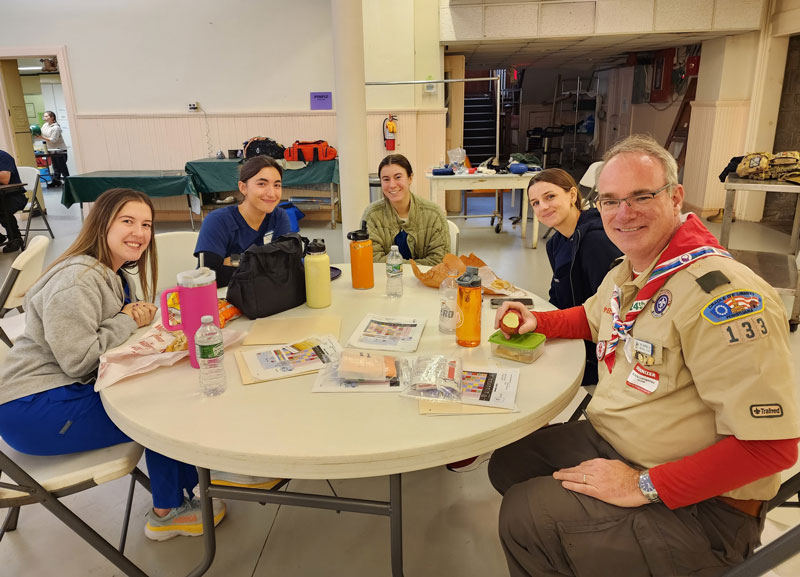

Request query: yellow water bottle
[{"left": 305, "top": 239, "right": 331, "bottom": 308}]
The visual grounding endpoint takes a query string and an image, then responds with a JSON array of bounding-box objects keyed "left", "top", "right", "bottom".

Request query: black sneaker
[{"left": 3, "top": 238, "right": 23, "bottom": 254}]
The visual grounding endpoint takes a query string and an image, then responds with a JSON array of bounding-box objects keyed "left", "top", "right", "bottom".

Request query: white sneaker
[{"left": 144, "top": 497, "right": 225, "bottom": 541}]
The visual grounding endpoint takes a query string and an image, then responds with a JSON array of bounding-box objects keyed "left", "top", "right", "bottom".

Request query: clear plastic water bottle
[
  {"left": 438, "top": 270, "right": 457, "bottom": 333},
  {"left": 386, "top": 245, "right": 403, "bottom": 298},
  {"left": 195, "top": 315, "right": 226, "bottom": 397}
]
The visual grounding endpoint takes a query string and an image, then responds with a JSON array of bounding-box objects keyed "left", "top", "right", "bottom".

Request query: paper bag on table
[
  {"left": 410, "top": 253, "right": 524, "bottom": 296},
  {"left": 95, "top": 323, "right": 243, "bottom": 391}
]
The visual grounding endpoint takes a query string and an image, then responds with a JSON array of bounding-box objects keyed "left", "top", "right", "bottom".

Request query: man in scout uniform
[{"left": 488, "top": 134, "right": 800, "bottom": 577}]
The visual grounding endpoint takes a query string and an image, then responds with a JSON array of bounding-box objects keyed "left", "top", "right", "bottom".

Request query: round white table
[{"left": 100, "top": 263, "right": 584, "bottom": 577}]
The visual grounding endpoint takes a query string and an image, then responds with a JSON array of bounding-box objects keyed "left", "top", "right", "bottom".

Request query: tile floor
[{"left": 0, "top": 188, "right": 798, "bottom": 577}]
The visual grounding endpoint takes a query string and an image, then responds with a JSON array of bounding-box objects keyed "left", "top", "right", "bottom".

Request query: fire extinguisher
[{"left": 383, "top": 114, "right": 397, "bottom": 151}]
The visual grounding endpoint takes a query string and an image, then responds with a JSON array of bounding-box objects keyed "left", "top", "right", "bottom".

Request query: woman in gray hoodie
[{"left": 0, "top": 188, "right": 225, "bottom": 540}]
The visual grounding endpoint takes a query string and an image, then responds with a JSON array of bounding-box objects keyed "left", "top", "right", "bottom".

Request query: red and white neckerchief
[{"left": 603, "top": 214, "right": 732, "bottom": 372}]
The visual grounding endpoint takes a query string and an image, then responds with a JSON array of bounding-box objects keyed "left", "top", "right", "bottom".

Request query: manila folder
[{"left": 243, "top": 316, "right": 341, "bottom": 346}]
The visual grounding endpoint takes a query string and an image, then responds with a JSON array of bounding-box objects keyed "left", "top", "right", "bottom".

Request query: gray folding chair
[
  {"left": 0, "top": 341, "right": 152, "bottom": 576},
  {"left": 16, "top": 166, "right": 55, "bottom": 250},
  {"left": 0, "top": 436, "right": 151, "bottom": 576},
  {"left": 0, "top": 235, "right": 49, "bottom": 347},
  {"left": 722, "top": 472, "right": 800, "bottom": 576}
]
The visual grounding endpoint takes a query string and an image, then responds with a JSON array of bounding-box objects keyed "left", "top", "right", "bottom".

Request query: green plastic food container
[{"left": 488, "top": 330, "right": 546, "bottom": 364}]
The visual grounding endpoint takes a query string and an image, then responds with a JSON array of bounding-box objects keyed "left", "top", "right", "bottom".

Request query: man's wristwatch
[{"left": 638, "top": 470, "right": 661, "bottom": 504}]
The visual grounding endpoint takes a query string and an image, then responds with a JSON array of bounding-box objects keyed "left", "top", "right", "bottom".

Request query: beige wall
[
  {"left": 0, "top": 0, "right": 446, "bottom": 206},
  {"left": 683, "top": 33, "right": 757, "bottom": 216},
  {"left": 630, "top": 100, "right": 682, "bottom": 147},
  {"left": 0, "top": 0, "right": 438, "bottom": 115}
]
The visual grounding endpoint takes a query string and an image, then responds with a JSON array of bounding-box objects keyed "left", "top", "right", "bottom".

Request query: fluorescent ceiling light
[{"left": 18, "top": 66, "right": 42, "bottom": 71}]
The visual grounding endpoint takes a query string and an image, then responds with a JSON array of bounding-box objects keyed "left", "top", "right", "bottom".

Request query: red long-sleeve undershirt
[{"left": 533, "top": 306, "right": 800, "bottom": 508}]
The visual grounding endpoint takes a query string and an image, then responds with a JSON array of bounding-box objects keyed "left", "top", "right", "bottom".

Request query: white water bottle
[
  {"left": 385, "top": 245, "right": 403, "bottom": 298},
  {"left": 195, "top": 315, "right": 226, "bottom": 397},
  {"left": 438, "top": 271, "right": 457, "bottom": 333}
]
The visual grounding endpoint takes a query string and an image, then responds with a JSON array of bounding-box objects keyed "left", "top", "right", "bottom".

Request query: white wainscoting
[
  {"left": 73, "top": 109, "right": 447, "bottom": 219},
  {"left": 682, "top": 100, "right": 750, "bottom": 217}
]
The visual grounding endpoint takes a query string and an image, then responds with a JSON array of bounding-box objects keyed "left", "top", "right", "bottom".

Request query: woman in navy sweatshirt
[{"left": 528, "top": 168, "right": 622, "bottom": 387}]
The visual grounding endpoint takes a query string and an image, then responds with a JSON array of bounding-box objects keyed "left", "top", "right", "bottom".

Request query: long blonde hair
[{"left": 45, "top": 188, "right": 158, "bottom": 301}]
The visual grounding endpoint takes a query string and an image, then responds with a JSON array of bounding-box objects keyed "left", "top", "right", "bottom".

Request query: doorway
[{"left": 0, "top": 46, "right": 79, "bottom": 190}]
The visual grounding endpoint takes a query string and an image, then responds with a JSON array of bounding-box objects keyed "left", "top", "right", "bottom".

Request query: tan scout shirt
[{"left": 584, "top": 253, "right": 800, "bottom": 501}]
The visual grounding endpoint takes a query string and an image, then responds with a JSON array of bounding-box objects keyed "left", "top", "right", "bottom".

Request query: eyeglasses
[{"left": 596, "top": 183, "right": 671, "bottom": 213}]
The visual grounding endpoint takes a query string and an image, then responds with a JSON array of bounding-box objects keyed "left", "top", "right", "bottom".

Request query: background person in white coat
[{"left": 38, "top": 110, "right": 69, "bottom": 186}]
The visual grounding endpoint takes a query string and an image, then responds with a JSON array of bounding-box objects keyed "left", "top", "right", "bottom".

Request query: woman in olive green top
[{"left": 363, "top": 154, "right": 450, "bottom": 266}]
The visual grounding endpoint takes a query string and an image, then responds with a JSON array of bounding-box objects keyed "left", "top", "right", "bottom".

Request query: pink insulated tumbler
[{"left": 160, "top": 268, "right": 219, "bottom": 369}]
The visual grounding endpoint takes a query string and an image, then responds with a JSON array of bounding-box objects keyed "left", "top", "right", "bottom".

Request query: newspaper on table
[
  {"left": 240, "top": 334, "right": 341, "bottom": 382},
  {"left": 346, "top": 314, "right": 425, "bottom": 352},
  {"left": 413, "top": 365, "right": 520, "bottom": 414},
  {"left": 95, "top": 323, "right": 243, "bottom": 391},
  {"left": 459, "top": 367, "right": 519, "bottom": 410},
  {"left": 312, "top": 351, "right": 414, "bottom": 393}
]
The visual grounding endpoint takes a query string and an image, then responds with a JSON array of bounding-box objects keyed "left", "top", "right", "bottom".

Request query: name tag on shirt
[
  {"left": 633, "top": 338, "right": 653, "bottom": 356},
  {"left": 263, "top": 231, "right": 274, "bottom": 245},
  {"left": 626, "top": 363, "right": 659, "bottom": 395}
]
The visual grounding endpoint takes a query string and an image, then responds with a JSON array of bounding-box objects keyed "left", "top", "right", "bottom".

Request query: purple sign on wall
[{"left": 310, "top": 92, "right": 332, "bottom": 110}]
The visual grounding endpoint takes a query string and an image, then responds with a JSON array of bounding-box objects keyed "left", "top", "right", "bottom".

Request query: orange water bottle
[
  {"left": 456, "top": 266, "right": 482, "bottom": 347},
  {"left": 347, "top": 221, "right": 374, "bottom": 290}
]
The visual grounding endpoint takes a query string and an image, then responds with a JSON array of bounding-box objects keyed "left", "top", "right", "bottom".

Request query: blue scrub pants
[{"left": 0, "top": 383, "right": 198, "bottom": 509}]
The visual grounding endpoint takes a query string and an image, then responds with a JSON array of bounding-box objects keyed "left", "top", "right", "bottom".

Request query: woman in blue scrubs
[{"left": 194, "top": 155, "right": 292, "bottom": 286}]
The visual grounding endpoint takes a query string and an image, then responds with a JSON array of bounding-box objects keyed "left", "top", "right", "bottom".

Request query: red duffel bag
[{"left": 284, "top": 140, "right": 338, "bottom": 162}]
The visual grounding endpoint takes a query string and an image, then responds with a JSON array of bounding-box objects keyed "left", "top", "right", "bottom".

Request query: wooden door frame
[{"left": 0, "top": 45, "right": 82, "bottom": 172}]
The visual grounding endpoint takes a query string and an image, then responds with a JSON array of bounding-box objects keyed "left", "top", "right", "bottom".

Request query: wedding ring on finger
[{"left": 582, "top": 474, "right": 587, "bottom": 484}]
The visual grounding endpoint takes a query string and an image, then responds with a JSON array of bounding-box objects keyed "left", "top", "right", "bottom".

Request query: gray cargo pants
[{"left": 488, "top": 420, "right": 765, "bottom": 577}]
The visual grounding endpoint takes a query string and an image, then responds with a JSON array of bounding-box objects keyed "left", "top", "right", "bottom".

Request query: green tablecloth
[
  {"left": 62, "top": 170, "right": 197, "bottom": 208},
  {"left": 185, "top": 158, "right": 340, "bottom": 194}
]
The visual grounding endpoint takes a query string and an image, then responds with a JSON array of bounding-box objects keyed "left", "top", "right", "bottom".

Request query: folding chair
[
  {"left": 0, "top": 440, "right": 151, "bottom": 576},
  {"left": 566, "top": 385, "right": 595, "bottom": 422},
  {"left": 447, "top": 220, "right": 460, "bottom": 255},
  {"left": 0, "top": 235, "right": 49, "bottom": 347},
  {"left": 722, "top": 472, "right": 800, "bottom": 576},
  {"left": 579, "top": 160, "right": 604, "bottom": 208},
  {"left": 0, "top": 342, "right": 152, "bottom": 576},
  {"left": 155, "top": 231, "right": 200, "bottom": 293},
  {"left": 16, "top": 166, "right": 55, "bottom": 250},
  {"left": 542, "top": 161, "right": 604, "bottom": 242}
]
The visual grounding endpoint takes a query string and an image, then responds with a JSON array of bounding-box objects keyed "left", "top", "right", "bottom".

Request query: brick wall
[{"left": 763, "top": 35, "right": 800, "bottom": 233}]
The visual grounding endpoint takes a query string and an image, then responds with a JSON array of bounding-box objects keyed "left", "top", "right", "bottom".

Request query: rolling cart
[
  {"left": 721, "top": 177, "right": 800, "bottom": 332},
  {"left": 426, "top": 172, "right": 540, "bottom": 244}
]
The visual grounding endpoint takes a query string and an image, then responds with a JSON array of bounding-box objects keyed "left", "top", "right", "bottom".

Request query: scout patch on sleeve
[
  {"left": 701, "top": 290, "right": 763, "bottom": 324},
  {"left": 722, "top": 316, "right": 769, "bottom": 345},
  {"left": 750, "top": 404, "right": 783, "bottom": 418}
]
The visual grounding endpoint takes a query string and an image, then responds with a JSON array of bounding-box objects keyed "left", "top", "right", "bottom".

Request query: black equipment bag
[
  {"left": 243, "top": 136, "right": 286, "bottom": 161},
  {"left": 226, "top": 233, "right": 306, "bottom": 319}
]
